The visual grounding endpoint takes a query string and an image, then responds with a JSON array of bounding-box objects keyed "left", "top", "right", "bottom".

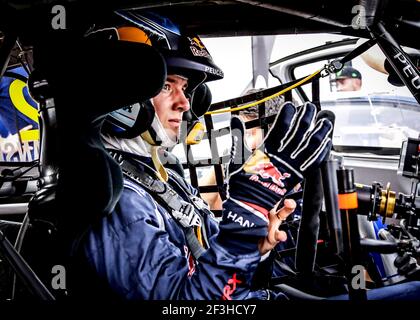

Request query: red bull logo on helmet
[
  {"left": 244, "top": 150, "right": 291, "bottom": 195},
  {"left": 191, "top": 37, "right": 205, "bottom": 49},
  {"left": 189, "top": 36, "right": 211, "bottom": 58}
]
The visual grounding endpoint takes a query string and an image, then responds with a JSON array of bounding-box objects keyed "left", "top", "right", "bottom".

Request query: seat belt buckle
[{"left": 172, "top": 202, "right": 201, "bottom": 228}]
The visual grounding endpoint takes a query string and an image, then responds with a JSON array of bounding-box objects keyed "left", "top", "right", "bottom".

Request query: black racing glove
[{"left": 218, "top": 102, "right": 333, "bottom": 252}]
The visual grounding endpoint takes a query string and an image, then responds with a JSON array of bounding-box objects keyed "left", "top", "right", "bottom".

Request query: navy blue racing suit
[
  {"left": 80, "top": 151, "right": 420, "bottom": 301},
  {"left": 81, "top": 152, "right": 276, "bottom": 300}
]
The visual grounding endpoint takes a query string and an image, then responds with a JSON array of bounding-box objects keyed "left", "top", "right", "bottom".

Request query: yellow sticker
[{"left": 9, "top": 79, "right": 40, "bottom": 141}]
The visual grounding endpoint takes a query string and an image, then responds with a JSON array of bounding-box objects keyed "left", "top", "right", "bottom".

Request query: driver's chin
[{"left": 165, "top": 127, "right": 180, "bottom": 142}]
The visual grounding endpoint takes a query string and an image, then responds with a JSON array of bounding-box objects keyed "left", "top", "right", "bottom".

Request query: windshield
[
  {"left": 171, "top": 35, "right": 420, "bottom": 172},
  {"left": 322, "top": 95, "right": 420, "bottom": 148},
  {"left": 290, "top": 43, "right": 420, "bottom": 151}
]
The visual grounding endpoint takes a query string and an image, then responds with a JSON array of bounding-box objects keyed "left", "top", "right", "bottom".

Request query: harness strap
[
  {"left": 321, "top": 38, "right": 378, "bottom": 77},
  {"left": 185, "top": 227, "right": 206, "bottom": 260},
  {"left": 340, "top": 38, "right": 377, "bottom": 65},
  {"left": 113, "top": 153, "right": 207, "bottom": 259},
  {"left": 166, "top": 168, "right": 213, "bottom": 249},
  {"left": 3, "top": 71, "right": 28, "bottom": 82}
]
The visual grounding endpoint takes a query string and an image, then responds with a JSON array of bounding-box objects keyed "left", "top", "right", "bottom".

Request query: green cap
[{"left": 336, "top": 66, "right": 362, "bottom": 80}]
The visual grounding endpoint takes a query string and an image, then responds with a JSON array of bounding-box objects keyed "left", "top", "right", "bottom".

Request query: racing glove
[{"left": 218, "top": 102, "right": 333, "bottom": 252}]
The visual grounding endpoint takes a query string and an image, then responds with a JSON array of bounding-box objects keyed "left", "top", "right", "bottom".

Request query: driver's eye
[{"left": 162, "top": 84, "right": 171, "bottom": 92}]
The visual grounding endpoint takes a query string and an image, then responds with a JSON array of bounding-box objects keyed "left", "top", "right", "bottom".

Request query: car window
[{"left": 293, "top": 51, "right": 420, "bottom": 149}]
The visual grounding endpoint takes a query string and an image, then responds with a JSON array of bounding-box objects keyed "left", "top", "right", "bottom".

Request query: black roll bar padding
[
  {"left": 0, "top": 32, "right": 17, "bottom": 80},
  {"left": 203, "top": 112, "right": 226, "bottom": 200},
  {"left": 311, "top": 77, "right": 320, "bottom": 112},
  {"left": 0, "top": 178, "right": 38, "bottom": 197},
  {"left": 274, "top": 283, "right": 325, "bottom": 300},
  {"left": 31, "top": 72, "right": 60, "bottom": 187},
  {"left": 293, "top": 71, "right": 323, "bottom": 275},
  {"left": 0, "top": 4, "right": 17, "bottom": 75},
  {"left": 317, "top": 109, "right": 343, "bottom": 255},
  {"left": 321, "top": 158, "right": 343, "bottom": 255},
  {"left": 295, "top": 168, "right": 323, "bottom": 276},
  {"left": 295, "top": 109, "right": 335, "bottom": 275},
  {"left": 370, "top": 21, "right": 420, "bottom": 103},
  {"left": 360, "top": 238, "right": 399, "bottom": 254},
  {"left": 234, "top": 0, "right": 349, "bottom": 28},
  {"left": 0, "top": 229, "right": 55, "bottom": 300},
  {"left": 339, "top": 38, "right": 377, "bottom": 65},
  {"left": 284, "top": 90, "right": 293, "bottom": 102},
  {"left": 186, "top": 144, "right": 199, "bottom": 188},
  {"left": 358, "top": 0, "right": 384, "bottom": 27}
]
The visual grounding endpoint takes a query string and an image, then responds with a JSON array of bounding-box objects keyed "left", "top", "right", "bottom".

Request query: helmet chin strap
[
  {"left": 147, "top": 144, "right": 168, "bottom": 182},
  {"left": 140, "top": 112, "right": 179, "bottom": 182},
  {"left": 141, "top": 113, "right": 178, "bottom": 148}
]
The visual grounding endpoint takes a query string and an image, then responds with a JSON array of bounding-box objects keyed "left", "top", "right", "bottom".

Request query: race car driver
[{"left": 78, "top": 10, "right": 333, "bottom": 300}]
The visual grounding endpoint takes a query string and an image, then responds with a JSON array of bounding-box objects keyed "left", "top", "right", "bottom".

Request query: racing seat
[{"left": 17, "top": 31, "right": 166, "bottom": 299}]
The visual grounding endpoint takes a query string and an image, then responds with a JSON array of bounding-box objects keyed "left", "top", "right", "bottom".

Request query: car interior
[{"left": 0, "top": 0, "right": 419, "bottom": 301}]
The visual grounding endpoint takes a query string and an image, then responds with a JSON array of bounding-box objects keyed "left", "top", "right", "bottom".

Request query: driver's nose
[{"left": 173, "top": 89, "right": 190, "bottom": 112}]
